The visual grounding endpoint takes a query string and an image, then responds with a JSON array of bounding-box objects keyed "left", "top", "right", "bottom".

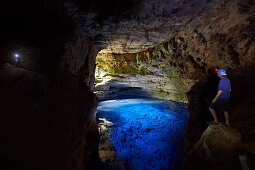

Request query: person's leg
[
  {"left": 222, "top": 99, "right": 230, "bottom": 126},
  {"left": 224, "top": 111, "right": 230, "bottom": 126},
  {"left": 209, "top": 102, "right": 219, "bottom": 124},
  {"left": 209, "top": 108, "right": 219, "bottom": 124}
]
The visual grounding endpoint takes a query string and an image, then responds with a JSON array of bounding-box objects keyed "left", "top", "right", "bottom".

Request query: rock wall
[
  {"left": 94, "top": 1, "right": 255, "bottom": 168},
  {"left": 95, "top": 0, "right": 255, "bottom": 104},
  {"left": 0, "top": 0, "right": 101, "bottom": 169},
  {"left": 1, "top": 0, "right": 255, "bottom": 169},
  {"left": 64, "top": 0, "right": 255, "bottom": 168},
  {"left": 0, "top": 64, "right": 99, "bottom": 170},
  {"left": 181, "top": 0, "right": 255, "bottom": 154},
  {"left": 180, "top": 1, "right": 255, "bottom": 168},
  {"left": 96, "top": 51, "right": 197, "bottom": 102},
  {"left": 59, "top": 25, "right": 99, "bottom": 90},
  {"left": 1, "top": 0, "right": 73, "bottom": 72},
  {"left": 64, "top": 0, "right": 223, "bottom": 54}
]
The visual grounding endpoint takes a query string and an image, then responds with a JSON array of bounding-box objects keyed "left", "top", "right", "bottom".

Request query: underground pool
[{"left": 97, "top": 98, "right": 189, "bottom": 170}]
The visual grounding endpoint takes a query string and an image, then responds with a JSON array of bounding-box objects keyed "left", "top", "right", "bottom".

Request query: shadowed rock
[{"left": 181, "top": 124, "right": 243, "bottom": 170}]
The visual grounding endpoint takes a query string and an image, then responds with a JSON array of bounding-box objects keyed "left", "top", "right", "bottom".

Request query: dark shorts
[{"left": 209, "top": 98, "right": 229, "bottom": 112}]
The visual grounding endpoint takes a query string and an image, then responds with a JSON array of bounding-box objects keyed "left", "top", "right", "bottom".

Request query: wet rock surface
[{"left": 98, "top": 117, "right": 133, "bottom": 170}]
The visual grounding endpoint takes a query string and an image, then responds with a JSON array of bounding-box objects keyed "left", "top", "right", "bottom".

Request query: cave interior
[{"left": 0, "top": 0, "right": 255, "bottom": 169}]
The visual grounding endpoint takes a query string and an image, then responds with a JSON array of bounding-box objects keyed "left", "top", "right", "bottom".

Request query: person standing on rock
[{"left": 209, "top": 69, "right": 231, "bottom": 126}]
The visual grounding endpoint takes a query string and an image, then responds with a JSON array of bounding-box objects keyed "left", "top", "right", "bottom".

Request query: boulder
[{"left": 181, "top": 124, "right": 243, "bottom": 170}]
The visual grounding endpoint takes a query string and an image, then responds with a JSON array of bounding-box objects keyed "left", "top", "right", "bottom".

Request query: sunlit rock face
[
  {"left": 58, "top": 0, "right": 255, "bottom": 105},
  {"left": 95, "top": 52, "right": 196, "bottom": 102},
  {"left": 95, "top": 70, "right": 194, "bottom": 102},
  {"left": 90, "top": 0, "right": 255, "bottom": 103}
]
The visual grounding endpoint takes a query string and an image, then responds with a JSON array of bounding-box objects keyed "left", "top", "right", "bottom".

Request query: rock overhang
[{"left": 64, "top": 0, "right": 217, "bottom": 54}]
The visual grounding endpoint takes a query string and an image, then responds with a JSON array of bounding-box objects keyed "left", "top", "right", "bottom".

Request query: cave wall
[
  {"left": 96, "top": 0, "right": 255, "bottom": 103},
  {"left": 0, "top": 0, "right": 72, "bottom": 72},
  {"left": 181, "top": 66, "right": 255, "bottom": 169},
  {"left": 0, "top": 64, "right": 99, "bottom": 170},
  {"left": 97, "top": 0, "right": 255, "bottom": 74},
  {"left": 181, "top": 1, "right": 255, "bottom": 168},
  {"left": 0, "top": 0, "right": 101, "bottom": 169},
  {"left": 96, "top": 50, "right": 197, "bottom": 103},
  {"left": 0, "top": 0, "right": 255, "bottom": 169},
  {"left": 179, "top": 0, "right": 255, "bottom": 155},
  {"left": 65, "top": 0, "right": 221, "bottom": 54},
  {"left": 95, "top": 1, "right": 255, "bottom": 165},
  {"left": 59, "top": 25, "right": 99, "bottom": 90}
]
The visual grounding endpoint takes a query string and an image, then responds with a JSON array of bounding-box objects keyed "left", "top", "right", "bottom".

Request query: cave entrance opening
[{"left": 94, "top": 51, "right": 189, "bottom": 169}]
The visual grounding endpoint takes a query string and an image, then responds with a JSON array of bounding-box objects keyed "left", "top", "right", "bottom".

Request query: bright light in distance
[
  {"left": 95, "top": 67, "right": 113, "bottom": 88},
  {"left": 13, "top": 53, "right": 20, "bottom": 63}
]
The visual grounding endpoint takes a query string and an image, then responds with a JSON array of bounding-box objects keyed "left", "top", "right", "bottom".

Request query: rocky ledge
[
  {"left": 95, "top": 68, "right": 194, "bottom": 102},
  {"left": 181, "top": 124, "right": 244, "bottom": 170}
]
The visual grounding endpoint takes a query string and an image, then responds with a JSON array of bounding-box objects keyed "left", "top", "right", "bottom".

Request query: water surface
[{"left": 97, "top": 98, "right": 189, "bottom": 170}]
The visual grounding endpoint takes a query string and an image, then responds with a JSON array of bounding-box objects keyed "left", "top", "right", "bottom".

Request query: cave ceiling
[{"left": 64, "top": 0, "right": 217, "bottom": 54}]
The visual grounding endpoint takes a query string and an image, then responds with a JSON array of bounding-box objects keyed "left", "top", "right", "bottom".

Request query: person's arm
[{"left": 212, "top": 90, "right": 223, "bottom": 103}]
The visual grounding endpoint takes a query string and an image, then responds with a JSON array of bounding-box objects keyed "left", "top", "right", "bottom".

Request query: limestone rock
[
  {"left": 94, "top": 68, "right": 196, "bottom": 102},
  {"left": 59, "top": 26, "right": 99, "bottom": 90},
  {"left": 94, "top": 0, "right": 255, "bottom": 103},
  {"left": 181, "top": 124, "right": 243, "bottom": 170},
  {"left": 63, "top": 0, "right": 222, "bottom": 53},
  {"left": 183, "top": 67, "right": 255, "bottom": 168}
]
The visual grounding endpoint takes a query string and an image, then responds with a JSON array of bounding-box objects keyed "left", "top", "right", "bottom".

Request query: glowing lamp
[{"left": 13, "top": 53, "right": 20, "bottom": 63}]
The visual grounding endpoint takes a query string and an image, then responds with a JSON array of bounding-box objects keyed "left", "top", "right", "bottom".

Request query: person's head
[{"left": 217, "top": 69, "right": 227, "bottom": 78}]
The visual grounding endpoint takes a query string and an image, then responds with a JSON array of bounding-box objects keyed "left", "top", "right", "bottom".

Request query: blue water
[{"left": 97, "top": 98, "right": 189, "bottom": 170}]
